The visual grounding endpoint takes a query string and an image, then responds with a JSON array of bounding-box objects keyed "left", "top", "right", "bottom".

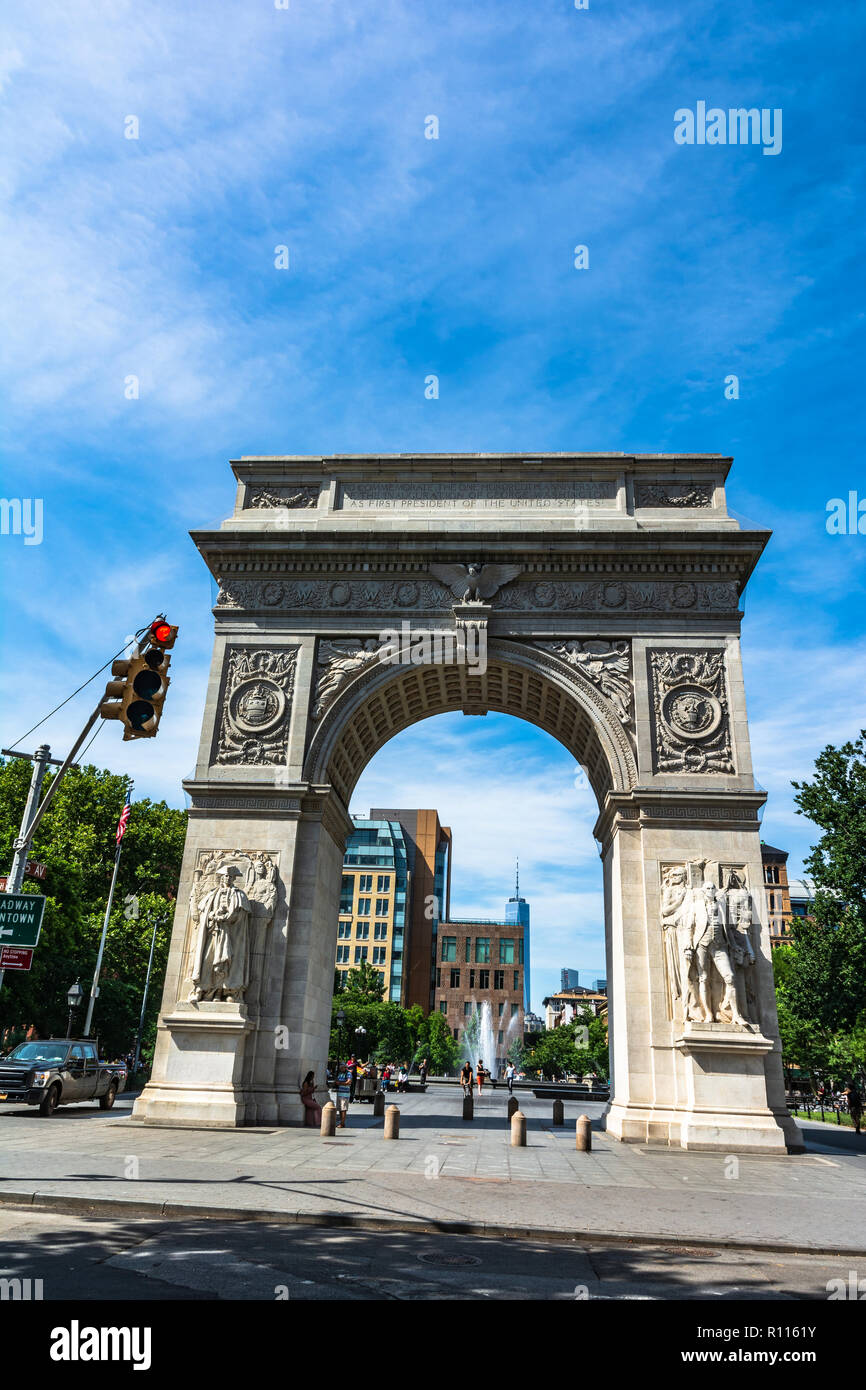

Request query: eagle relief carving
[{"left": 428, "top": 562, "right": 522, "bottom": 603}]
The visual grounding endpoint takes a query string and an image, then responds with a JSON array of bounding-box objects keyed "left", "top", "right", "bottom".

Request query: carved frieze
[
  {"left": 635, "top": 481, "right": 713, "bottom": 508},
  {"left": 213, "top": 647, "right": 298, "bottom": 765},
  {"left": 660, "top": 860, "right": 759, "bottom": 1026},
  {"left": 649, "top": 649, "right": 735, "bottom": 774},
  {"left": 246, "top": 486, "right": 318, "bottom": 509},
  {"left": 215, "top": 576, "right": 740, "bottom": 615},
  {"left": 536, "top": 640, "right": 633, "bottom": 726}
]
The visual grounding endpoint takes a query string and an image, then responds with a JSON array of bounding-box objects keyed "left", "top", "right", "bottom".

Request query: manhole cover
[{"left": 418, "top": 1252, "right": 481, "bottom": 1267}]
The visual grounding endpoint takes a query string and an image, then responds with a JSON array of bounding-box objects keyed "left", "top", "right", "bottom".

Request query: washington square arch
[{"left": 133, "top": 452, "right": 802, "bottom": 1155}]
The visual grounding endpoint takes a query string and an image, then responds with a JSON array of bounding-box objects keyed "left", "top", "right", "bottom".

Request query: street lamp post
[
  {"left": 66, "top": 980, "right": 84, "bottom": 1040},
  {"left": 355, "top": 1024, "right": 366, "bottom": 1064}
]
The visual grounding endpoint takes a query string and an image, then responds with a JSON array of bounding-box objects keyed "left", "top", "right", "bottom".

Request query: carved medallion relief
[
  {"left": 649, "top": 649, "right": 735, "bottom": 774},
  {"left": 212, "top": 647, "right": 298, "bottom": 765}
]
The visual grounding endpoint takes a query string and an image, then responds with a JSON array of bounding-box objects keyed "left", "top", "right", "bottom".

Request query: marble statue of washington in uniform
[{"left": 188, "top": 864, "right": 253, "bottom": 1003}]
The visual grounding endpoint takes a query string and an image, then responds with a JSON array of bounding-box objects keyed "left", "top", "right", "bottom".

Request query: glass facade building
[{"left": 335, "top": 818, "right": 409, "bottom": 1003}]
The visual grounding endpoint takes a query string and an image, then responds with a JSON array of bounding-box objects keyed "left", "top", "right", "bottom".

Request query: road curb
[{"left": 1, "top": 1187, "right": 864, "bottom": 1258}]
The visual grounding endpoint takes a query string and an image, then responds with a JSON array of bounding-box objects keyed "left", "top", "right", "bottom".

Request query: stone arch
[
  {"left": 135, "top": 451, "right": 800, "bottom": 1154},
  {"left": 303, "top": 639, "right": 638, "bottom": 811}
]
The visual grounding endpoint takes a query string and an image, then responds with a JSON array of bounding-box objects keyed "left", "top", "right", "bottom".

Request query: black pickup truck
[{"left": 0, "top": 1039, "right": 128, "bottom": 1116}]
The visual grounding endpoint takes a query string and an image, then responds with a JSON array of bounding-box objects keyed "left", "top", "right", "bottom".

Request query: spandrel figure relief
[{"left": 661, "top": 861, "right": 760, "bottom": 1027}]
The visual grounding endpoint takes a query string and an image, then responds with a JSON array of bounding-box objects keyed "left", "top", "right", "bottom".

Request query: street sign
[
  {"left": 0, "top": 862, "right": 46, "bottom": 892},
  {"left": 0, "top": 947, "right": 33, "bottom": 971},
  {"left": 0, "top": 894, "right": 46, "bottom": 947}
]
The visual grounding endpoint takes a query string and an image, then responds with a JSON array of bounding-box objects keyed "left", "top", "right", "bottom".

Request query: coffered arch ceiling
[{"left": 303, "top": 640, "right": 638, "bottom": 812}]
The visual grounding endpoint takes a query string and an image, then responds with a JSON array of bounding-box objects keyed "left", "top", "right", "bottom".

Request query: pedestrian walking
[
  {"left": 460, "top": 1060, "right": 473, "bottom": 1098},
  {"left": 398, "top": 1063, "right": 409, "bottom": 1093},
  {"left": 419, "top": 1056, "right": 429, "bottom": 1087},
  {"left": 506, "top": 1061, "right": 516, "bottom": 1094},
  {"left": 476, "top": 1059, "right": 486, "bottom": 1095},
  {"left": 348, "top": 1055, "right": 357, "bottom": 1103}
]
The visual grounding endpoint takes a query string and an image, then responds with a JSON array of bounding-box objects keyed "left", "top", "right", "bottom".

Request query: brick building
[{"left": 433, "top": 918, "right": 525, "bottom": 1069}]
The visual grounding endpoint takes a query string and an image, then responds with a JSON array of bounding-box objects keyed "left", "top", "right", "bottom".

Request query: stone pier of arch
[{"left": 133, "top": 453, "right": 802, "bottom": 1155}]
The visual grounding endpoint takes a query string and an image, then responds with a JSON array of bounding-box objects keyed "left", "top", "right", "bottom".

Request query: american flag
[{"left": 115, "top": 791, "right": 132, "bottom": 847}]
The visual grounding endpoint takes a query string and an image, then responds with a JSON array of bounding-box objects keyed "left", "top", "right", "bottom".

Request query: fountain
[{"left": 460, "top": 1000, "right": 498, "bottom": 1077}]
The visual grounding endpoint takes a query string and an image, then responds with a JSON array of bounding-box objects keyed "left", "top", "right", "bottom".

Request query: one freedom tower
[{"left": 505, "top": 861, "right": 531, "bottom": 1013}]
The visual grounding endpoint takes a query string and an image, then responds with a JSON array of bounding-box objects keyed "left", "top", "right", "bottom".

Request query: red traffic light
[{"left": 150, "top": 619, "right": 173, "bottom": 645}]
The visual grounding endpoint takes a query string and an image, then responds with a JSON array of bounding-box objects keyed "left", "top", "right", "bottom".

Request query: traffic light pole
[
  {"left": 5, "top": 705, "right": 101, "bottom": 875},
  {"left": 0, "top": 744, "right": 64, "bottom": 997}
]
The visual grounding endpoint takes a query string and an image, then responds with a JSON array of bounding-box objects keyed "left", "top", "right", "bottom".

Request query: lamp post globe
[{"left": 66, "top": 979, "right": 84, "bottom": 1039}]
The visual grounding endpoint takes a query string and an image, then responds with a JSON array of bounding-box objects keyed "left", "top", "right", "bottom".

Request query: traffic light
[{"left": 99, "top": 618, "right": 178, "bottom": 740}]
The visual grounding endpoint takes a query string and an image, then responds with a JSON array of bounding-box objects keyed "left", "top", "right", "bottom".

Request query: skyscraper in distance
[{"left": 505, "top": 859, "right": 530, "bottom": 1012}]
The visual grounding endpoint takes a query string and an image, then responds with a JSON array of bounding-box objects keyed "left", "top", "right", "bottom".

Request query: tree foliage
[
  {"left": 526, "top": 1008, "right": 609, "bottom": 1080},
  {"left": 790, "top": 732, "right": 866, "bottom": 1032},
  {"left": 337, "top": 959, "right": 385, "bottom": 1001},
  {"left": 0, "top": 758, "right": 185, "bottom": 1060},
  {"left": 328, "top": 989, "right": 459, "bottom": 1072},
  {"left": 772, "top": 734, "right": 866, "bottom": 1089}
]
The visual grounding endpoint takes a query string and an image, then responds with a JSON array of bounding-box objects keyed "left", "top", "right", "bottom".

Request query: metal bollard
[
  {"left": 373, "top": 1090, "right": 385, "bottom": 1118},
  {"left": 384, "top": 1105, "right": 400, "bottom": 1140},
  {"left": 507, "top": 1095, "right": 519, "bottom": 1120},
  {"left": 463, "top": 1094, "right": 474, "bottom": 1121},
  {"left": 511, "top": 1109, "right": 527, "bottom": 1147},
  {"left": 321, "top": 1101, "right": 336, "bottom": 1137},
  {"left": 552, "top": 1098, "right": 564, "bottom": 1126},
  {"left": 576, "top": 1114, "right": 591, "bottom": 1151}
]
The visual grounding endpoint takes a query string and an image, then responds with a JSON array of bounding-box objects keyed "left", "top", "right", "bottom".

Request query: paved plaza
[{"left": 0, "top": 1086, "right": 863, "bottom": 1255}]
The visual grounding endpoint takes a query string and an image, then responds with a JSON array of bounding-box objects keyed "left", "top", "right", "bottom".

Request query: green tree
[
  {"left": 338, "top": 960, "right": 385, "bottom": 1001},
  {"left": 790, "top": 733, "right": 866, "bottom": 1032},
  {"left": 0, "top": 758, "right": 185, "bottom": 1057},
  {"left": 527, "top": 1012, "right": 609, "bottom": 1081},
  {"left": 416, "top": 1010, "right": 460, "bottom": 1074},
  {"left": 373, "top": 1002, "right": 413, "bottom": 1065}
]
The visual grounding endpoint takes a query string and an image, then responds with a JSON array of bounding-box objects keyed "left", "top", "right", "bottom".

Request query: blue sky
[{"left": 1, "top": 1, "right": 864, "bottom": 1012}]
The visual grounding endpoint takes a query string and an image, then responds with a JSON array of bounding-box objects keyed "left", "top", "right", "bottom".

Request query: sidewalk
[{"left": 1, "top": 1089, "right": 863, "bottom": 1254}]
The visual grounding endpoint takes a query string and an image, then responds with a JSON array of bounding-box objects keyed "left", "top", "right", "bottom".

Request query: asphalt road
[{"left": 0, "top": 1205, "right": 852, "bottom": 1300}]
